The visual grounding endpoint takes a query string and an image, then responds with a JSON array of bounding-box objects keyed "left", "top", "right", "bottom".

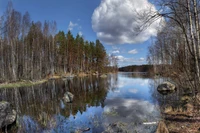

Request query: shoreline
[
  {"left": 156, "top": 81, "right": 200, "bottom": 133},
  {"left": 0, "top": 72, "right": 115, "bottom": 89},
  {"left": 0, "top": 79, "right": 48, "bottom": 89}
]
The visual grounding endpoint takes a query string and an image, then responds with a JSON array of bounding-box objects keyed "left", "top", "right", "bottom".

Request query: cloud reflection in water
[{"left": 103, "top": 98, "right": 160, "bottom": 132}]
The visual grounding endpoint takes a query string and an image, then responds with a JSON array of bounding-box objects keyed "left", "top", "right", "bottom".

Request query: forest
[
  {"left": 0, "top": 2, "right": 115, "bottom": 82},
  {"left": 146, "top": 0, "right": 200, "bottom": 91},
  {"left": 118, "top": 65, "right": 153, "bottom": 73}
]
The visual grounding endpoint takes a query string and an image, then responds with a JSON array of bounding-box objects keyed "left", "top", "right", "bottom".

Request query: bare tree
[{"left": 146, "top": 0, "right": 200, "bottom": 90}]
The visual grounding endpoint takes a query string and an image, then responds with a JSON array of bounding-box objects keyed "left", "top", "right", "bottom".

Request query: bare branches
[{"left": 146, "top": 0, "right": 200, "bottom": 89}]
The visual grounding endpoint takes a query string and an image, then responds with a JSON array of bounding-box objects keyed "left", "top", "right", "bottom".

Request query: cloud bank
[{"left": 92, "top": 0, "right": 162, "bottom": 44}]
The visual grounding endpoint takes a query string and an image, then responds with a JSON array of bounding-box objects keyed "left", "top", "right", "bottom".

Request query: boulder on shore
[
  {"left": 157, "top": 82, "right": 176, "bottom": 95},
  {"left": 0, "top": 101, "right": 17, "bottom": 129},
  {"left": 63, "top": 92, "right": 74, "bottom": 103}
]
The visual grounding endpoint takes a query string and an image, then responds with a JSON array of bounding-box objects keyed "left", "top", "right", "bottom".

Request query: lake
[{"left": 0, "top": 72, "right": 162, "bottom": 133}]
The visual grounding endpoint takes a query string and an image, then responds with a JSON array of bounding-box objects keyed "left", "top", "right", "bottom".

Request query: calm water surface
[{"left": 0, "top": 72, "right": 162, "bottom": 133}]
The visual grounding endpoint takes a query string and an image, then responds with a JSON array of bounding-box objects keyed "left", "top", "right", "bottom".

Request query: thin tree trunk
[
  {"left": 11, "top": 40, "right": 17, "bottom": 81},
  {"left": 52, "top": 37, "right": 55, "bottom": 76},
  {"left": 193, "top": 0, "right": 200, "bottom": 58},
  {"left": 0, "top": 39, "right": 5, "bottom": 79},
  {"left": 31, "top": 39, "right": 34, "bottom": 80},
  {"left": 187, "top": 0, "right": 200, "bottom": 84}
]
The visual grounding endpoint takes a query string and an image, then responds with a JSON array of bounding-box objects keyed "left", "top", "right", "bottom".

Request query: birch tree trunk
[
  {"left": 193, "top": 0, "right": 200, "bottom": 58},
  {"left": 11, "top": 40, "right": 17, "bottom": 81},
  {"left": 187, "top": 0, "right": 200, "bottom": 83}
]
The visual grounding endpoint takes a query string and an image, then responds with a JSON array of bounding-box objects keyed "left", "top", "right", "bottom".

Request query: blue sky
[{"left": 0, "top": 0, "right": 160, "bottom": 67}]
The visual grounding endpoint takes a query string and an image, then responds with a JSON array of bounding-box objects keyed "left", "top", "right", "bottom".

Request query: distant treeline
[
  {"left": 118, "top": 65, "right": 153, "bottom": 73},
  {"left": 0, "top": 2, "right": 115, "bottom": 82}
]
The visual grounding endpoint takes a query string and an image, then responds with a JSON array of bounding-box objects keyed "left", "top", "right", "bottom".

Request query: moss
[{"left": 0, "top": 79, "right": 47, "bottom": 89}]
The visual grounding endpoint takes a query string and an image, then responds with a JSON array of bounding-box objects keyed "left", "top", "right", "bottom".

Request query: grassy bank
[
  {"left": 0, "top": 79, "right": 48, "bottom": 89},
  {"left": 0, "top": 72, "right": 112, "bottom": 89}
]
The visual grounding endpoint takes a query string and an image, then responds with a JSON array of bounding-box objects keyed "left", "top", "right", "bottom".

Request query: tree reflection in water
[{"left": 0, "top": 76, "right": 111, "bottom": 133}]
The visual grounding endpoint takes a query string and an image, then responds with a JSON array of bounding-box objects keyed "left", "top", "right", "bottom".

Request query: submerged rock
[
  {"left": 75, "top": 128, "right": 90, "bottom": 133},
  {"left": 157, "top": 82, "right": 176, "bottom": 95},
  {"left": 0, "top": 101, "right": 17, "bottom": 129},
  {"left": 155, "top": 121, "right": 169, "bottom": 133},
  {"left": 103, "top": 122, "right": 128, "bottom": 133},
  {"left": 63, "top": 92, "right": 74, "bottom": 103}
]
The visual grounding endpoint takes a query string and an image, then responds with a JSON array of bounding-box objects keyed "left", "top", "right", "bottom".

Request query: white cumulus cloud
[
  {"left": 92, "top": 0, "right": 162, "bottom": 44},
  {"left": 128, "top": 49, "right": 138, "bottom": 54}
]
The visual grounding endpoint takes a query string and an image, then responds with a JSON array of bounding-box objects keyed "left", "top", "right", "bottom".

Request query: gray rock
[
  {"left": 63, "top": 92, "right": 74, "bottom": 103},
  {"left": 157, "top": 82, "right": 176, "bottom": 95},
  {"left": 0, "top": 101, "right": 17, "bottom": 129}
]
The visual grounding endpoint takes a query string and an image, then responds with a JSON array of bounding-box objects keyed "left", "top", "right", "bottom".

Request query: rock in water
[
  {"left": 157, "top": 82, "right": 176, "bottom": 95},
  {"left": 0, "top": 101, "right": 17, "bottom": 129},
  {"left": 63, "top": 92, "right": 74, "bottom": 103},
  {"left": 156, "top": 121, "right": 169, "bottom": 133}
]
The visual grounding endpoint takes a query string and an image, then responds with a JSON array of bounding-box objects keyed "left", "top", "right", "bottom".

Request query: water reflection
[
  {"left": 103, "top": 73, "right": 160, "bottom": 133},
  {"left": 0, "top": 76, "right": 109, "bottom": 133},
  {"left": 0, "top": 73, "right": 161, "bottom": 133},
  {"left": 103, "top": 98, "right": 160, "bottom": 132}
]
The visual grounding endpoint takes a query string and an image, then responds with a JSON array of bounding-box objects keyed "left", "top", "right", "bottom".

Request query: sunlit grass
[{"left": 0, "top": 79, "right": 47, "bottom": 89}]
